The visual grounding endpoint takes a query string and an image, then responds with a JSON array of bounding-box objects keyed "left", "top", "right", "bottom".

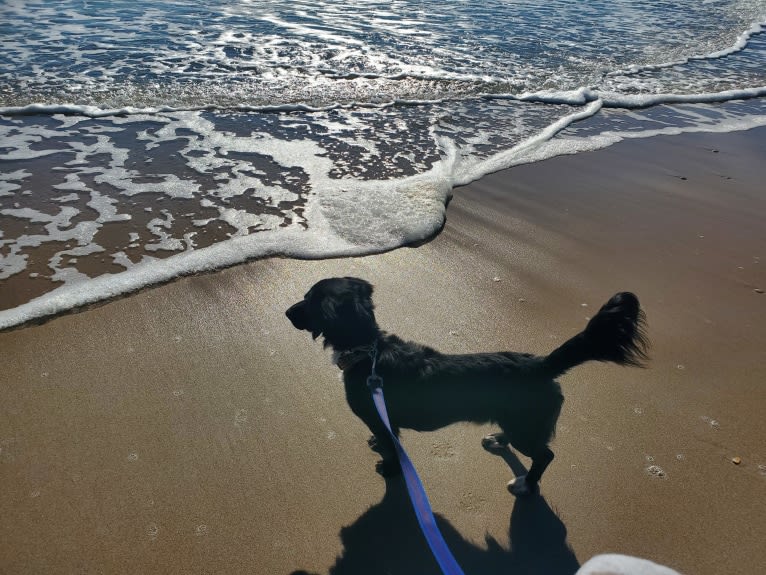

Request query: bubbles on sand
[
  {"left": 646, "top": 465, "right": 667, "bottom": 479},
  {"left": 644, "top": 455, "right": 667, "bottom": 479},
  {"left": 700, "top": 416, "right": 721, "bottom": 429}
]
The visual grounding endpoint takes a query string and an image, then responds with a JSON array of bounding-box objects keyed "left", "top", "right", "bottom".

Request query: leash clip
[
  {"left": 366, "top": 374, "right": 384, "bottom": 389},
  {"left": 366, "top": 339, "right": 382, "bottom": 389}
]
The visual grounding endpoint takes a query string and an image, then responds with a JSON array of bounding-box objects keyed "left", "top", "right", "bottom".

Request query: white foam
[
  {"left": 0, "top": 169, "right": 31, "bottom": 197},
  {"left": 217, "top": 208, "right": 284, "bottom": 236},
  {"left": 609, "top": 22, "right": 765, "bottom": 76},
  {"left": 599, "top": 86, "right": 766, "bottom": 109},
  {"left": 0, "top": 225, "right": 355, "bottom": 329},
  {"left": 452, "top": 100, "right": 604, "bottom": 186},
  {"left": 88, "top": 190, "right": 131, "bottom": 224},
  {"left": 505, "top": 109, "right": 766, "bottom": 170},
  {"left": 145, "top": 211, "right": 186, "bottom": 252},
  {"left": 498, "top": 84, "right": 766, "bottom": 110}
]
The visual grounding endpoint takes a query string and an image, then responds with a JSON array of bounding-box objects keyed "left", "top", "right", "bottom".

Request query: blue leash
[{"left": 366, "top": 344, "right": 466, "bottom": 575}]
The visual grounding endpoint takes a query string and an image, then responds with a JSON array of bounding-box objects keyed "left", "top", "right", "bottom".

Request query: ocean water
[{"left": 1, "top": 0, "right": 765, "bottom": 328}]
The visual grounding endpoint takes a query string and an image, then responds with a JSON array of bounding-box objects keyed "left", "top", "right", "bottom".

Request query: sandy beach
[{"left": 1, "top": 127, "right": 765, "bottom": 574}]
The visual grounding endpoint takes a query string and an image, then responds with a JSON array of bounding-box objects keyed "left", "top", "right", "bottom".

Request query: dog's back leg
[
  {"left": 482, "top": 431, "right": 509, "bottom": 453},
  {"left": 508, "top": 446, "right": 554, "bottom": 496}
]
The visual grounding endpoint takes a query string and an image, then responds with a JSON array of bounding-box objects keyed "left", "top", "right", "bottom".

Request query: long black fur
[{"left": 286, "top": 277, "right": 649, "bottom": 495}]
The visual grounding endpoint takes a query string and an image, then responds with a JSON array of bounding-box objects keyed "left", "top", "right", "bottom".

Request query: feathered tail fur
[{"left": 541, "top": 292, "right": 649, "bottom": 378}]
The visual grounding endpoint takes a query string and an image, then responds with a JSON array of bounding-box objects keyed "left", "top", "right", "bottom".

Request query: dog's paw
[
  {"left": 375, "top": 458, "right": 402, "bottom": 477},
  {"left": 482, "top": 433, "right": 509, "bottom": 453},
  {"left": 507, "top": 475, "right": 538, "bottom": 497}
]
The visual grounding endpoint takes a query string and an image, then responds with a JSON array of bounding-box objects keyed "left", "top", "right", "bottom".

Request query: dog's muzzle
[{"left": 285, "top": 301, "right": 309, "bottom": 330}]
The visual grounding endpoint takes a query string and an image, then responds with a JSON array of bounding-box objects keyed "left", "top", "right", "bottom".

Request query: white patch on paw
[
  {"left": 481, "top": 434, "right": 507, "bottom": 452},
  {"left": 507, "top": 475, "right": 530, "bottom": 496}
]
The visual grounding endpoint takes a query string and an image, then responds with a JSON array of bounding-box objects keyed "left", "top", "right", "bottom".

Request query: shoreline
[
  {"left": 3, "top": 110, "right": 766, "bottom": 332},
  {"left": 1, "top": 127, "right": 765, "bottom": 574}
]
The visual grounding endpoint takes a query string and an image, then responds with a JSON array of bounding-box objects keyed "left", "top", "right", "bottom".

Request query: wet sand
[{"left": 1, "top": 127, "right": 765, "bottom": 574}]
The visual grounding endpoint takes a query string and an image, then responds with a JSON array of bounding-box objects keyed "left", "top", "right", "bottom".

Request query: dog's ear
[
  {"left": 319, "top": 295, "right": 340, "bottom": 324},
  {"left": 343, "top": 276, "right": 373, "bottom": 299},
  {"left": 315, "top": 277, "right": 377, "bottom": 348},
  {"left": 342, "top": 277, "right": 375, "bottom": 326},
  {"left": 345, "top": 277, "right": 373, "bottom": 309}
]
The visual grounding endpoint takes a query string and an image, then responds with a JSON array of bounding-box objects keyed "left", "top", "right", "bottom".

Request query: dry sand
[{"left": 1, "top": 127, "right": 765, "bottom": 575}]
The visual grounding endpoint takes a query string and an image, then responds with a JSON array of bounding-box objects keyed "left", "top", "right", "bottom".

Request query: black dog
[{"left": 286, "top": 277, "right": 648, "bottom": 495}]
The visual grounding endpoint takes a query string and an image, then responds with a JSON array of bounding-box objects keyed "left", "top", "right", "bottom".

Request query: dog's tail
[{"left": 540, "top": 292, "right": 649, "bottom": 378}]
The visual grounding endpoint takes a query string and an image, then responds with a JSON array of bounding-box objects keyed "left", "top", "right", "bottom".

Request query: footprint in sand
[
  {"left": 234, "top": 409, "right": 248, "bottom": 428},
  {"left": 589, "top": 436, "right": 615, "bottom": 452},
  {"left": 459, "top": 491, "right": 487, "bottom": 514},
  {"left": 430, "top": 440, "right": 456, "bottom": 459}
]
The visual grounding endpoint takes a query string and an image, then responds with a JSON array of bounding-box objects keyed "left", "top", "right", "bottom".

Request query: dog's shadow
[{"left": 290, "top": 450, "right": 580, "bottom": 575}]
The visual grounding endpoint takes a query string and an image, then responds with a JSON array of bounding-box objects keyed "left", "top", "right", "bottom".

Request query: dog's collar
[{"left": 333, "top": 342, "right": 377, "bottom": 371}]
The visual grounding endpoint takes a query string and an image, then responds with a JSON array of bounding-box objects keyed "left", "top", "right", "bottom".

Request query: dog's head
[{"left": 285, "top": 277, "right": 378, "bottom": 350}]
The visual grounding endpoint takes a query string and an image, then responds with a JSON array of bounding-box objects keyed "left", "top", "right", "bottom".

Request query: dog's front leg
[
  {"left": 345, "top": 382, "right": 401, "bottom": 476},
  {"left": 362, "top": 411, "right": 401, "bottom": 477}
]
